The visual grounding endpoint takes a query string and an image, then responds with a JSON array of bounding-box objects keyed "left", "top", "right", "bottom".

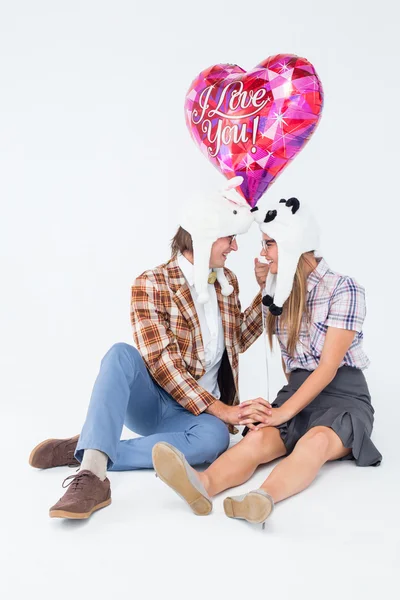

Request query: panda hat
[
  {"left": 180, "top": 176, "right": 257, "bottom": 304},
  {"left": 255, "top": 197, "right": 320, "bottom": 316}
]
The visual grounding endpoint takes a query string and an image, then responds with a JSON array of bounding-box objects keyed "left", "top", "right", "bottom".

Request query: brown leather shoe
[
  {"left": 49, "top": 470, "right": 111, "bottom": 519},
  {"left": 29, "top": 435, "right": 80, "bottom": 469}
]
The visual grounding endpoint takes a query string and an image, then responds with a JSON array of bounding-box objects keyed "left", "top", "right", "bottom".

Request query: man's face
[{"left": 209, "top": 235, "right": 238, "bottom": 268}]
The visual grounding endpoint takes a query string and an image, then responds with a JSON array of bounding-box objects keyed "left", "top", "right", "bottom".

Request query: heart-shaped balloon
[{"left": 185, "top": 54, "right": 324, "bottom": 207}]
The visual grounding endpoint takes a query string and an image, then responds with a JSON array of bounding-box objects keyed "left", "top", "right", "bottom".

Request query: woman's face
[{"left": 260, "top": 233, "right": 278, "bottom": 274}]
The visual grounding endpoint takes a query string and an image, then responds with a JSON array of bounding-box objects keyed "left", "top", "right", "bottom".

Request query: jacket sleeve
[{"left": 130, "top": 273, "right": 217, "bottom": 416}]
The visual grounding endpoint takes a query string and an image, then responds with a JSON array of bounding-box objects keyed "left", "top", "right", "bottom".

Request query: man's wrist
[{"left": 206, "top": 400, "right": 231, "bottom": 422}]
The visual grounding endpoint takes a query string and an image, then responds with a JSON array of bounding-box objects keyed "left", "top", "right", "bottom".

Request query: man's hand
[
  {"left": 206, "top": 398, "right": 273, "bottom": 426},
  {"left": 223, "top": 398, "right": 273, "bottom": 426},
  {"left": 254, "top": 257, "right": 269, "bottom": 289}
]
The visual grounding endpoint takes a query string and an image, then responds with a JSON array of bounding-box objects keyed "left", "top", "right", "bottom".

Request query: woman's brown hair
[{"left": 266, "top": 253, "right": 316, "bottom": 355}]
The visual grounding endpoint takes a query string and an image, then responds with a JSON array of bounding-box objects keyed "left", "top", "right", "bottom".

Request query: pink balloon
[{"left": 185, "top": 54, "right": 324, "bottom": 207}]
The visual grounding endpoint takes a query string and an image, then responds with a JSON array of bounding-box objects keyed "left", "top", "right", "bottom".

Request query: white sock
[{"left": 80, "top": 449, "right": 108, "bottom": 481}]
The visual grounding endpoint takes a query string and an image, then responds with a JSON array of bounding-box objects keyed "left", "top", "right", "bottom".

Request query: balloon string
[{"left": 261, "top": 295, "right": 270, "bottom": 403}]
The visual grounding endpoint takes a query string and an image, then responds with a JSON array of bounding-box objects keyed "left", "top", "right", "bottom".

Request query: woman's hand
[
  {"left": 208, "top": 398, "right": 270, "bottom": 426},
  {"left": 223, "top": 397, "right": 273, "bottom": 426},
  {"left": 254, "top": 257, "right": 269, "bottom": 289},
  {"left": 246, "top": 406, "right": 292, "bottom": 430},
  {"left": 236, "top": 397, "right": 273, "bottom": 426}
]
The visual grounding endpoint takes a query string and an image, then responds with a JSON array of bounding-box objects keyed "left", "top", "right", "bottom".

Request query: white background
[{"left": 1, "top": 1, "right": 399, "bottom": 599}]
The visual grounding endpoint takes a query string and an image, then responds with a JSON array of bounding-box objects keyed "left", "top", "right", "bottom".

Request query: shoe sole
[
  {"left": 224, "top": 492, "right": 273, "bottom": 524},
  {"left": 29, "top": 435, "right": 79, "bottom": 468},
  {"left": 49, "top": 498, "right": 112, "bottom": 519},
  {"left": 152, "top": 444, "right": 212, "bottom": 516}
]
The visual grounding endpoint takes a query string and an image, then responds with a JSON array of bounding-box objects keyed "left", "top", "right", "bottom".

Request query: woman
[{"left": 152, "top": 197, "right": 382, "bottom": 526}]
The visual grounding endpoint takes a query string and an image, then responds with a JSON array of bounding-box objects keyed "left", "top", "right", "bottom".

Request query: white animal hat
[
  {"left": 180, "top": 176, "right": 256, "bottom": 303},
  {"left": 255, "top": 197, "right": 320, "bottom": 315}
]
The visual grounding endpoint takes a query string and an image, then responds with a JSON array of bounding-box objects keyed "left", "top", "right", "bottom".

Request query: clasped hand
[{"left": 225, "top": 399, "right": 290, "bottom": 430}]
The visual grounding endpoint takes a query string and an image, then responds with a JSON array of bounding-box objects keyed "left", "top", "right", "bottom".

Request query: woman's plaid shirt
[
  {"left": 272, "top": 258, "right": 370, "bottom": 372},
  {"left": 131, "top": 255, "right": 263, "bottom": 415}
]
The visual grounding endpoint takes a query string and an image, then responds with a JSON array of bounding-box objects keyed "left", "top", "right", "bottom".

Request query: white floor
[
  {"left": 1, "top": 1, "right": 399, "bottom": 597},
  {"left": 4, "top": 412, "right": 398, "bottom": 600}
]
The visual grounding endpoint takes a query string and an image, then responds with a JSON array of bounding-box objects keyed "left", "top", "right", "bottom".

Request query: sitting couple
[{"left": 29, "top": 177, "right": 382, "bottom": 526}]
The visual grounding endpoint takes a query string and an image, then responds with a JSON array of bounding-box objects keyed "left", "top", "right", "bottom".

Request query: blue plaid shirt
[{"left": 270, "top": 258, "right": 370, "bottom": 372}]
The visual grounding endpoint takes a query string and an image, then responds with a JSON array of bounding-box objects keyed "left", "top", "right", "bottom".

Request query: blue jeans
[{"left": 75, "top": 343, "right": 230, "bottom": 470}]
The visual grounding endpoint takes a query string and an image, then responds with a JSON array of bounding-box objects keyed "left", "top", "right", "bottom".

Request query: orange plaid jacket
[{"left": 131, "top": 255, "right": 262, "bottom": 416}]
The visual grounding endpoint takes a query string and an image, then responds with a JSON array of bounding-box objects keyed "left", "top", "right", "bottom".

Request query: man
[{"left": 29, "top": 177, "right": 271, "bottom": 520}]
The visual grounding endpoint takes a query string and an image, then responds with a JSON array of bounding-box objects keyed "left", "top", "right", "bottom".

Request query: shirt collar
[
  {"left": 307, "top": 257, "right": 330, "bottom": 293},
  {"left": 177, "top": 253, "right": 195, "bottom": 287},
  {"left": 177, "top": 253, "right": 213, "bottom": 288}
]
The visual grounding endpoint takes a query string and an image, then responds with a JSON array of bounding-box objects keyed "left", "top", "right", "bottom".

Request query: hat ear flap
[
  {"left": 271, "top": 251, "right": 300, "bottom": 313},
  {"left": 215, "top": 268, "right": 234, "bottom": 296},
  {"left": 262, "top": 271, "right": 276, "bottom": 307}
]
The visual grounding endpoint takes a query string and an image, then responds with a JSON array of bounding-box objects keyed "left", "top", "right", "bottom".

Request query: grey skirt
[{"left": 244, "top": 366, "right": 382, "bottom": 467}]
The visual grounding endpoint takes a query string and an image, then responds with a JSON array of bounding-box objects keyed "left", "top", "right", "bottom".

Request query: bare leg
[
  {"left": 197, "top": 427, "right": 287, "bottom": 496},
  {"left": 259, "top": 426, "right": 351, "bottom": 503}
]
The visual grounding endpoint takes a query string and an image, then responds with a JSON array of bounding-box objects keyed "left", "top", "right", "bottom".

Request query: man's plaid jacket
[{"left": 131, "top": 255, "right": 262, "bottom": 416}]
